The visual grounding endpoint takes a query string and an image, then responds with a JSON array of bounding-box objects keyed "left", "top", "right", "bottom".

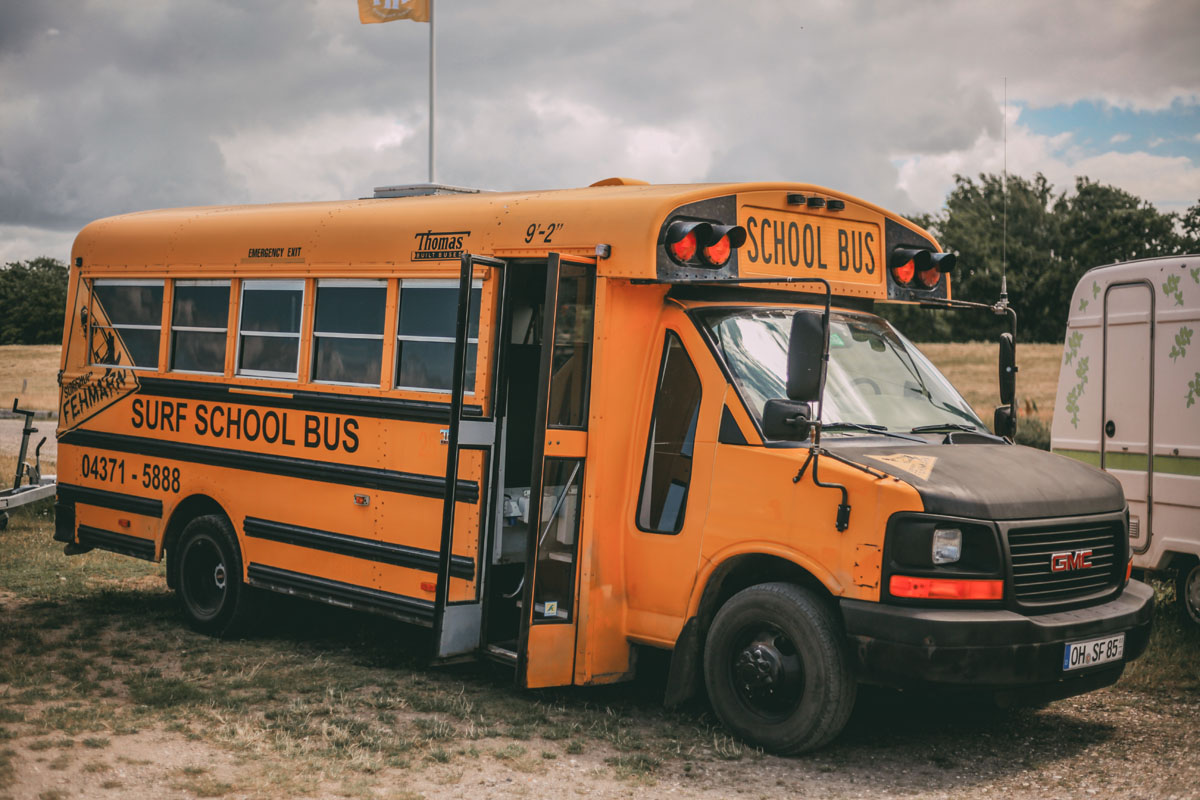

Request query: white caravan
[{"left": 1051, "top": 255, "right": 1200, "bottom": 626}]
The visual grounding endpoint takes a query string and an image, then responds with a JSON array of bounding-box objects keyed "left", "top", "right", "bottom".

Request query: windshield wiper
[
  {"left": 909, "top": 423, "right": 982, "bottom": 434},
  {"left": 823, "top": 422, "right": 926, "bottom": 442}
]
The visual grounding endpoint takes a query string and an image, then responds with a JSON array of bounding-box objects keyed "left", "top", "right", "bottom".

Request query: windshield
[{"left": 703, "top": 308, "right": 984, "bottom": 433}]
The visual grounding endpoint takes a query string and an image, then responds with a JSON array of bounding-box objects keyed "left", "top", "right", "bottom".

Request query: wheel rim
[
  {"left": 728, "top": 622, "right": 805, "bottom": 721},
  {"left": 1186, "top": 567, "right": 1200, "bottom": 624},
  {"left": 181, "top": 536, "right": 227, "bottom": 620}
]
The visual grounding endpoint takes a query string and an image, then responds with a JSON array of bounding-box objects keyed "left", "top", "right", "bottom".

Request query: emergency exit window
[
  {"left": 395, "top": 280, "right": 481, "bottom": 393},
  {"left": 90, "top": 279, "right": 164, "bottom": 369},
  {"left": 170, "top": 280, "right": 230, "bottom": 374},
  {"left": 312, "top": 279, "right": 386, "bottom": 386},
  {"left": 237, "top": 279, "right": 304, "bottom": 379}
]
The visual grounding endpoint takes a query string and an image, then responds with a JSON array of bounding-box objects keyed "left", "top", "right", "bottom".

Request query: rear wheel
[
  {"left": 1178, "top": 561, "right": 1200, "bottom": 629},
  {"left": 172, "top": 514, "right": 250, "bottom": 637},
  {"left": 703, "top": 582, "right": 856, "bottom": 754}
]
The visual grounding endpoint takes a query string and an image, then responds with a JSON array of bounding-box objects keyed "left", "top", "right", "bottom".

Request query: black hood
[{"left": 824, "top": 441, "right": 1125, "bottom": 520}]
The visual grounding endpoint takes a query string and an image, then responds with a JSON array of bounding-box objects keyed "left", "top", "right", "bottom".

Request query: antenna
[{"left": 999, "top": 77, "right": 1009, "bottom": 309}]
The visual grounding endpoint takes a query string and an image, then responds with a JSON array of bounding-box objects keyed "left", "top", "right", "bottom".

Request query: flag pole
[{"left": 428, "top": 0, "right": 436, "bottom": 184}]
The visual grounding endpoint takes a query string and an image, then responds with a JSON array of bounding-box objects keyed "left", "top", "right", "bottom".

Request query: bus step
[
  {"left": 548, "top": 551, "right": 574, "bottom": 563},
  {"left": 485, "top": 643, "right": 518, "bottom": 665}
]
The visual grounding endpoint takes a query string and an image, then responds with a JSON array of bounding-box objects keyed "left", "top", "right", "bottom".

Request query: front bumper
[{"left": 841, "top": 580, "right": 1154, "bottom": 698}]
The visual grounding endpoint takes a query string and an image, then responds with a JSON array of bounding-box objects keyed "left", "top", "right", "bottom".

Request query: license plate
[{"left": 1063, "top": 633, "right": 1125, "bottom": 671}]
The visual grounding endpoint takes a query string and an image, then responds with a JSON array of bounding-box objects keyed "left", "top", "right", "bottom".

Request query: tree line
[
  {"left": 2, "top": 174, "right": 1198, "bottom": 345},
  {"left": 881, "top": 174, "right": 1200, "bottom": 342}
]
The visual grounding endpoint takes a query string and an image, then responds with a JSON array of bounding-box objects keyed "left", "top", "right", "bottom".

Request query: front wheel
[
  {"left": 172, "top": 514, "right": 251, "bottom": 638},
  {"left": 1178, "top": 561, "right": 1200, "bottom": 629},
  {"left": 703, "top": 582, "right": 856, "bottom": 754}
]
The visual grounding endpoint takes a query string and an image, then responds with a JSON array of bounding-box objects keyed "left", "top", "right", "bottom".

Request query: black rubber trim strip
[
  {"left": 59, "top": 430, "right": 478, "bottom": 504},
  {"left": 56, "top": 482, "right": 164, "bottom": 518},
  {"left": 244, "top": 516, "right": 474, "bottom": 580},
  {"left": 246, "top": 563, "right": 434, "bottom": 625},
  {"left": 77, "top": 525, "right": 156, "bottom": 560},
  {"left": 718, "top": 405, "right": 749, "bottom": 445},
  {"left": 137, "top": 377, "right": 482, "bottom": 423}
]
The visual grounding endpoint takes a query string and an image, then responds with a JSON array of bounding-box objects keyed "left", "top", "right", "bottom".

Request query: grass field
[
  {"left": 1, "top": 503, "right": 1197, "bottom": 799},
  {"left": 0, "top": 345, "right": 60, "bottom": 413}
]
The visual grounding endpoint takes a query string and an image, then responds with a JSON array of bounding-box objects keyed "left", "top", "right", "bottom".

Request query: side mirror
[
  {"left": 993, "top": 405, "right": 1016, "bottom": 439},
  {"left": 787, "top": 312, "right": 826, "bottom": 402},
  {"left": 998, "top": 332, "right": 1016, "bottom": 406},
  {"left": 763, "top": 399, "right": 812, "bottom": 441}
]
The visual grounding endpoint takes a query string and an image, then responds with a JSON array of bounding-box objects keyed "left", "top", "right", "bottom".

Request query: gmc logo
[{"left": 1051, "top": 550, "right": 1094, "bottom": 572}]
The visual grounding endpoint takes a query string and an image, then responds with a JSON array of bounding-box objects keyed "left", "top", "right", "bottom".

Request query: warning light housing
[{"left": 664, "top": 220, "right": 747, "bottom": 268}]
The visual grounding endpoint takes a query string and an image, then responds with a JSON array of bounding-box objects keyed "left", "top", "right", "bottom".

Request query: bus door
[
  {"left": 432, "top": 254, "right": 506, "bottom": 660},
  {"left": 517, "top": 253, "right": 597, "bottom": 688}
]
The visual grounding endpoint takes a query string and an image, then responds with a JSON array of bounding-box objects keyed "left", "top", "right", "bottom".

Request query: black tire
[
  {"left": 703, "top": 582, "right": 856, "bottom": 754},
  {"left": 0, "top": 511, "right": 8, "bottom": 531},
  {"left": 171, "top": 514, "right": 251, "bottom": 637},
  {"left": 1178, "top": 561, "right": 1200, "bottom": 630}
]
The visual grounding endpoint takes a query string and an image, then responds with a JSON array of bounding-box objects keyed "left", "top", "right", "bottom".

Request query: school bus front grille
[{"left": 1006, "top": 521, "right": 1123, "bottom": 606}]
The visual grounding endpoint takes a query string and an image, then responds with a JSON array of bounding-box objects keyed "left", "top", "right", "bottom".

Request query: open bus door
[
  {"left": 432, "top": 254, "right": 506, "bottom": 660},
  {"left": 517, "top": 253, "right": 596, "bottom": 688}
]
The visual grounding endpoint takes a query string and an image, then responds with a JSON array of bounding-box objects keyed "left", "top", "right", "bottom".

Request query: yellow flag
[{"left": 358, "top": 0, "right": 429, "bottom": 24}]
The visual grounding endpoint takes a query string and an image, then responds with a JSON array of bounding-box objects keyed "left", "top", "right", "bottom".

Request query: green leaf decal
[
  {"left": 1188, "top": 373, "right": 1200, "bottom": 409},
  {"left": 1172, "top": 326, "right": 1194, "bottom": 361},
  {"left": 1164, "top": 273, "right": 1184, "bottom": 306}
]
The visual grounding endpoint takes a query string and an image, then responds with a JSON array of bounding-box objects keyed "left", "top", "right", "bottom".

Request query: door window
[{"left": 637, "top": 332, "right": 702, "bottom": 534}]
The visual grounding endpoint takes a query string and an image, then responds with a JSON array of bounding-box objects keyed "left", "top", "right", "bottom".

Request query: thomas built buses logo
[{"left": 412, "top": 230, "right": 469, "bottom": 261}]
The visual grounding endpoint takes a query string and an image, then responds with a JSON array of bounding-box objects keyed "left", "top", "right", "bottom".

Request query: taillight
[{"left": 889, "top": 574, "right": 1003, "bottom": 601}]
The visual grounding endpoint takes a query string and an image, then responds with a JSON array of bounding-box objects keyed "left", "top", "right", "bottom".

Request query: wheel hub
[
  {"left": 213, "top": 563, "right": 227, "bottom": 590},
  {"left": 735, "top": 643, "right": 783, "bottom": 696}
]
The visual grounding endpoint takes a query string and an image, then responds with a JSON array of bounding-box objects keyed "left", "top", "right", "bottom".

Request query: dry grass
[
  {"left": 917, "top": 341, "right": 1063, "bottom": 422},
  {"left": 0, "top": 344, "right": 60, "bottom": 413}
]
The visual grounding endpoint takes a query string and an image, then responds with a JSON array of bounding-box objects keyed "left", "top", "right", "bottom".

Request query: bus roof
[{"left": 71, "top": 180, "right": 944, "bottom": 301}]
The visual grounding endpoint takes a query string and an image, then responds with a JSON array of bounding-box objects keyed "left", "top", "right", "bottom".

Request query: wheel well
[
  {"left": 1169, "top": 552, "right": 1200, "bottom": 574},
  {"left": 163, "top": 495, "right": 229, "bottom": 589},
  {"left": 698, "top": 554, "right": 834, "bottom": 633},
  {"left": 663, "top": 553, "right": 835, "bottom": 708}
]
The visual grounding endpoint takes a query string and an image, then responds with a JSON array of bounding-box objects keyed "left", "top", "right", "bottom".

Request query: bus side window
[
  {"left": 237, "top": 279, "right": 304, "bottom": 379},
  {"left": 90, "top": 279, "right": 164, "bottom": 369},
  {"left": 170, "top": 280, "right": 229, "bottom": 374},
  {"left": 636, "top": 332, "right": 702, "bottom": 535},
  {"left": 312, "top": 279, "right": 387, "bottom": 386},
  {"left": 395, "top": 280, "right": 481, "bottom": 393}
]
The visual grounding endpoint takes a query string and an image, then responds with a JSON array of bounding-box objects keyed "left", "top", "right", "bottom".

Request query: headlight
[{"left": 932, "top": 528, "right": 962, "bottom": 565}]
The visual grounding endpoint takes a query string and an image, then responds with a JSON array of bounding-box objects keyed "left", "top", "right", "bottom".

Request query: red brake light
[
  {"left": 701, "top": 235, "right": 732, "bottom": 266},
  {"left": 917, "top": 266, "right": 941, "bottom": 288},
  {"left": 889, "top": 575, "right": 1003, "bottom": 601},
  {"left": 669, "top": 231, "right": 698, "bottom": 263},
  {"left": 892, "top": 259, "right": 916, "bottom": 286}
]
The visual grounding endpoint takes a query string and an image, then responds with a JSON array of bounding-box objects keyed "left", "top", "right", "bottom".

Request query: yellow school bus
[{"left": 54, "top": 179, "right": 1153, "bottom": 753}]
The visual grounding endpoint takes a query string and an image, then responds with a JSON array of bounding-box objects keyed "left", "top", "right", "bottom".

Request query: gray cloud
[{"left": 1, "top": 0, "right": 1198, "bottom": 263}]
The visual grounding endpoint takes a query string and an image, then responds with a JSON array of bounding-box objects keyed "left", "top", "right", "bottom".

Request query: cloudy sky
[{"left": 2, "top": 0, "right": 1199, "bottom": 265}]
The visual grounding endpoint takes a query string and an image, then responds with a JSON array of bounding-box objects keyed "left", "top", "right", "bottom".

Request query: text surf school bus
[{"left": 54, "top": 179, "right": 1153, "bottom": 753}]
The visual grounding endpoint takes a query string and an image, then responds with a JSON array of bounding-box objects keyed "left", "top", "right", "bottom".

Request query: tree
[
  {"left": 884, "top": 174, "right": 1192, "bottom": 342},
  {"left": 0, "top": 257, "right": 70, "bottom": 344}
]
